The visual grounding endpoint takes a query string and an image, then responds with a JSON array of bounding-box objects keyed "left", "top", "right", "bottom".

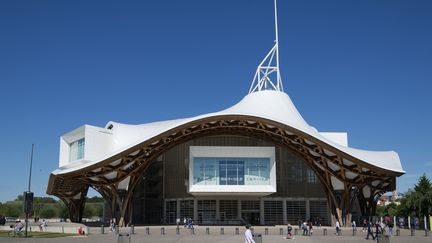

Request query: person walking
[
  {"left": 365, "top": 221, "right": 375, "bottom": 240},
  {"left": 245, "top": 224, "right": 255, "bottom": 243},
  {"left": 286, "top": 223, "right": 293, "bottom": 239},
  {"left": 335, "top": 220, "right": 341, "bottom": 236},
  {"left": 309, "top": 220, "right": 313, "bottom": 236}
]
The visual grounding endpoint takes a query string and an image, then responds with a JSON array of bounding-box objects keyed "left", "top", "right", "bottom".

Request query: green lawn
[{"left": 0, "top": 230, "right": 77, "bottom": 238}]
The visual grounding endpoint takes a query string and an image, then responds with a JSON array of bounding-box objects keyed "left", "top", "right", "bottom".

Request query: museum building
[{"left": 47, "top": 1, "right": 404, "bottom": 227}]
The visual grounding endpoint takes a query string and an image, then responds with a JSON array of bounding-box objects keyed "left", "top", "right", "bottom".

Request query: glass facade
[
  {"left": 69, "top": 138, "right": 85, "bottom": 162},
  {"left": 193, "top": 157, "right": 270, "bottom": 186},
  {"left": 131, "top": 134, "right": 329, "bottom": 225}
]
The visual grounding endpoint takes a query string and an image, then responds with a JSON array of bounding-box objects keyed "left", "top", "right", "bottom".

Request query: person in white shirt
[
  {"left": 335, "top": 220, "right": 341, "bottom": 236},
  {"left": 245, "top": 224, "right": 255, "bottom": 243}
]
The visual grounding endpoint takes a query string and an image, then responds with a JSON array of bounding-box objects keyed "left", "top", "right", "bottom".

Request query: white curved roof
[{"left": 55, "top": 90, "right": 404, "bottom": 175}]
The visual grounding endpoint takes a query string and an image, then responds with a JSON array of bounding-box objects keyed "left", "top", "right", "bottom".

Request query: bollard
[
  {"left": 206, "top": 227, "right": 210, "bottom": 235},
  {"left": 265, "top": 228, "right": 268, "bottom": 235},
  {"left": 101, "top": 225, "right": 105, "bottom": 234},
  {"left": 115, "top": 225, "right": 119, "bottom": 235},
  {"left": 425, "top": 230, "right": 429, "bottom": 237},
  {"left": 161, "top": 227, "right": 165, "bottom": 235},
  {"left": 411, "top": 229, "right": 415, "bottom": 236},
  {"left": 220, "top": 227, "right": 224, "bottom": 235},
  {"left": 146, "top": 227, "right": 150, "bottom": 235},
  {"left": 191, "top": 227, "right": 195, "bottom": 235},
  {"left": 352, "top": 228, "right": 356, "bottom": 236},
  {"left": 323, "top": 228, "right": 327, "bottom": 235},
  {"left": 131, "top": 225, "right": 134, "bottom": 234},
  {"left": 87, "top": 226, "right": 90, "bottom": 235},
  {"left": 176, "top": 227, "right": 180, "bottom": 235},
  {"left": 235, "top": 228, "right": 239, "bottom": 235},
  {"left": 117, "top": 233, "right": 131, "bottom": 243},
  {"left": 396, "top": 229, "right": 400, "bottom": 236},
  {"left": 294, "top": 228, "right": 298, "bottom": 235},
  {"left": 280, "top": 228, "right": 283, "bottom": 235}
]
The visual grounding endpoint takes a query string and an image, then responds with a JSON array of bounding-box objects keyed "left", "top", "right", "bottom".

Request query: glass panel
[
  {"left": 193, "top": 157, "right": 269, "bottom": 186},
  {"left": 264, "top": 201, "right": 283, "bottom": 225},
  {"left": 69, "top": 138, "right": 85, "bottom": 162},
  {"left": 286, "top": 201, "right": 306, "bottom": 224},
  {"left": 180, "top": 200, "right": 194, "bottom": 220},
  {"left": 165, "top": 201, "right": 177, "bottom": 224}
]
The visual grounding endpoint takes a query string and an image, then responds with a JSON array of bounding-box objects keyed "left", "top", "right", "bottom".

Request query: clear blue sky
[{"left": 0, "top": 0, "right": 431, "bottom": 203}]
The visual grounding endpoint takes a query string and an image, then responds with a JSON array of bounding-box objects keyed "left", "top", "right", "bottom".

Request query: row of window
[{"left": 193, "top": 157, "right": 270, "bottom": 185}]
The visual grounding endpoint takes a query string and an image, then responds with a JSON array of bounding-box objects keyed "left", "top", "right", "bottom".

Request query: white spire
[{"left": 249, "top": 0, "right": 284, "bottom": 94}]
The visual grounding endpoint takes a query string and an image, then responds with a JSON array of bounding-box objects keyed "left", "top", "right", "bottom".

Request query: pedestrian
[
  {"left": 309, "top": 220, "right": 313, "bottom": 236},
  {"left": 335, "top": 220, "right": 340, "bottom": 236},
  {"left": 365, "top": 221, "right": 375, "bottom": 240},
  {"left": 245, "top": 224, "right": 255, "bottom": 243},
  {"left": 286, "top": 223, "right": 293, "bottom": 239},
  {"left": 375, "top": 221, "right": 382, "bottom": 239},
  {"left": 352, "top": 220, "right": 356, "bottom": 232},
  {"left": 302, "top": 221, "right": 308, "bottom": 235},
  {"left": 362, "top": 218, "right": 367, "bottom": 232}
]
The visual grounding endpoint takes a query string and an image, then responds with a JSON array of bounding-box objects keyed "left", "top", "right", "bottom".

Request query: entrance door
[{"left": 242, "top": 212, "right": 260, "bottom": 225}]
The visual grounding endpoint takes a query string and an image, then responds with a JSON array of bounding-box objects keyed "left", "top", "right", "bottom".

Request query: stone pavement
[{"left": 1, "top": 225, "right": 431, "bottom": 243}]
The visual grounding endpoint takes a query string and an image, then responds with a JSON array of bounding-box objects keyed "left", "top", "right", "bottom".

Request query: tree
[
  {"left": 414, "top": 174, "right": 432, "bottom": 194},
  {"left": 39, "top": 204, "right": 58, "bottom": 218},
  {"left": 398, "top": 174, "right": 432, "bottom": 216},
  {"left": 58, "top": 202, "right": 69, "bottom": 220}
]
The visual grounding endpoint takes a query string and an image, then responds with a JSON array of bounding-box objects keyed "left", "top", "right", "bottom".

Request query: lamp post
[{"left": 24, "top": 144, "right": 35, "bottom": 238}]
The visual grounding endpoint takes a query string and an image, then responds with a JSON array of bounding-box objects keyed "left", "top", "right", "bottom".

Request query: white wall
[{"left": 59, "top": 125, "right": 112, "bottom": 168}]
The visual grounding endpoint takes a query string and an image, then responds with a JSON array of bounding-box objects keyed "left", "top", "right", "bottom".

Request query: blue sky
[{"left": 0, "top": 0, "right": 431, "bottom": 202}]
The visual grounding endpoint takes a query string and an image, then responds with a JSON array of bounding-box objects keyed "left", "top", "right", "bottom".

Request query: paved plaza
[{"left": 1, "top": 225, "right": 431, "bottom": 243}]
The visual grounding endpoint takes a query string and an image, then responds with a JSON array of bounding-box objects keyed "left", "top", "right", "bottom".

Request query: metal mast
[{"left": 249, "top": 0, "right": 284, "bottom": 93}]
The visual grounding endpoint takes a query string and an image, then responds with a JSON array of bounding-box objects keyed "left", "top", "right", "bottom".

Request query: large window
[
  {"left": 69, "top": 138, "right": 85, "bottom": 161},
  {"left": 193, "top": 157, "right": 270, "bottom": 186}
]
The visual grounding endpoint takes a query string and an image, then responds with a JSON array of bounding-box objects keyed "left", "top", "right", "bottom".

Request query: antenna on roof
[{"left": 249, "top": 0, "right": 284, "bottom": 94}]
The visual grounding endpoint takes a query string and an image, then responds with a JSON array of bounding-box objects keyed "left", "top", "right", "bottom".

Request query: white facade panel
[{"left": 59, "top": 125, "right": 113, "bottom": 168}]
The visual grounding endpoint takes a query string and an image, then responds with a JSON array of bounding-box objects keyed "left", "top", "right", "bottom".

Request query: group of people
[
  {"left": 176, "top": 217, "right": 194, "bottom": 229},
  {"left": 363, "top": 219, "right": 394, "bottom": 240},
  {"left": 299, "top": 220, "right": 313, "bottom": 236}
]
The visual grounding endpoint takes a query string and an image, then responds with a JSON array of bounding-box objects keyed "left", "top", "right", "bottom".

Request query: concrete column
[
  {"left": 177, "top": 199, "right": 181, "bottom": 219},
  {"left": 163, "top": 199, "right": 166, "bottom": 224},
  {"left": 238, "top": 200, "right": 242, "bottom": 220},
  {"left": 193, "top": 199, "right": 198, "bottom": 223},
  {"left": 216, "top": 200, "right": 220, "bottom": 221},
  {"left": 282, "top": 199, "right": 287, "bottom": 224},
  {"left": 306, "top": 200, "right": 310, "bottom": 220},
  {"left": 260, "top": 198, "right": 265, "bottom": 225}
]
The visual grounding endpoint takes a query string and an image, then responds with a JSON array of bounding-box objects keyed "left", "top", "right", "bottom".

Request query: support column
[
  {"left": 238, "top": 200, "right": 242, "bottom": 221},
  {"left": 193, "top": 199, "right": 198, "bottom": 223},
  {"left": 177, "top": 199, "right": 181, "bottom": 219},
  {"left": 306, "top": 199, "right": 310, "bottom": 220},
  {"left": 216, "top": 199, "right": 220, "bottom": 222},
  {"left": 260, "top": 198, "right": 265, "bottom": 225},
  {"left": 163, "top": 199, "right": 167, "bottom": 224},
  {"left": 282, "top": 199, "right": 287, "bottom": 224}
]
